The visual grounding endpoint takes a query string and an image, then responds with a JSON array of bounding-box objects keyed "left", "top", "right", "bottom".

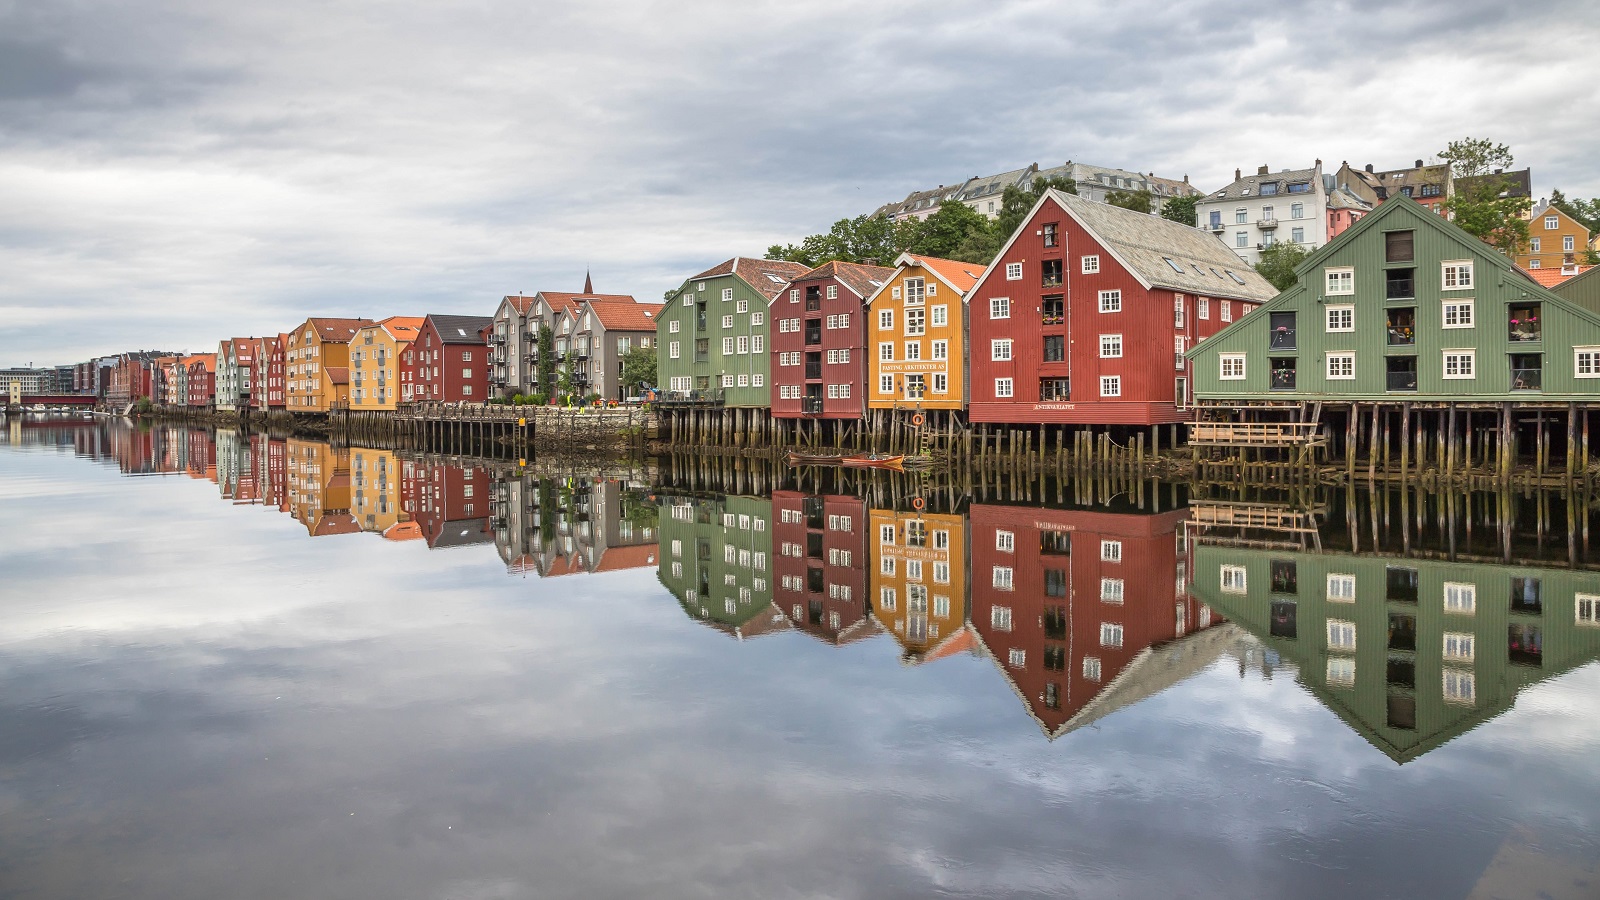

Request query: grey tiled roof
[
  {"left": 1455, "top": 167, "right": 1531, "bottom": 200},
  {"left": 428, "top": 314, "right": 494, "bottom": 344},
  {"left": 1204, "top": 166, "right": 1323, "bottom": 201},
  {"left": 1050, "top": 190, "right": 1278, "bottom": 301}
]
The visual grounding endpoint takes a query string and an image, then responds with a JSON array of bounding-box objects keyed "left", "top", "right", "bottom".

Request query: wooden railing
[
  {"left": 1187, "top": 421, "right": 1324, "bottom": 446},
  {"left": 1188, "top": 502, "right": 1323, "bottom": 533}
]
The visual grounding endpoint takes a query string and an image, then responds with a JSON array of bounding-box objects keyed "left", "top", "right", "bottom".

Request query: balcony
[
  {"left": 804, "top": 362, "right": 822, "bottom": 380},
  {"left": 1386, "top": 370, "right": 1418, "bottom": 392},
  {"left": 490, "top": 333, "right": 507, "bottom": 345},
  {"left": 1269, "top": 326, "right": 1296, "bottom": 350},
  {"left": 1511, "top": 357, "right": 1542, "bottom": 390},
  {"left": 1270, "top": 364, "right": 1297, "bottom": 391},
  {"left": 1208, "top": 220, "right": 1225, "bottom": 233},
  {"left": 1385, "top": 269, "right": 1415, "bottom": 300},
  {"left": 1509, "top": 304, "right": 1541, "bottom": 342},
  {"left": 1387, "top": 309, "right": 1415, "bottom": 346},
  {"left": 1257, "top": 218, "right": 1279, "bottom": 230},
  {"left": 801, "top": 397, "right": 824, "bottom": 415}
]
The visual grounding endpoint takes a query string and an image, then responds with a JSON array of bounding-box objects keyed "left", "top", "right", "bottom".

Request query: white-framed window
[
  {"left": 1326, "top": 656, "right": 1356, "bottom": 686},
  {"left": 879, "top": 342, "right": 894, "bottom": 362},
  {"left": 903, "top": 277, "right": 926, "bottom": 305},
  {"left": 1100, "top": 376, "right": 1120, "bottom": 397},
  {"left": 879, "top": 374, "right": 894, "bottom": 394},
  {"left": 932, "top": 373, "right": 947, "bottom": 393},
  {"left": 1219, "top": 353, "right": 1246, "bottom": 380},
  {"left": 879, "top": 309, "right": 893, "bottom": 330},
  {"left": 1441, "top": 260, "right": 1473, "bottom": 289},
  {"left": 1326, "top": 305, "right": 1354, "bottom": 332},
  {"left": 1100, "top": 334, "right": 1122, "bottom": 358},
  {"left": 1082, "top": 255, "right": 1100, "bottom": 274},
  {"left": 788, "top": 288, "right": 798, "bottom": 302},
  {"left": 1443, "top": 669, "right": 1476, "bottom": 705},
  {"left": 1101, "top": 577, "right": 1124, "bottom": 603},
  {"left": 933, "top": 562, "right": 950, "bottom": 584},
  {"left": 1083, "top": 656, "right": 1102, "bottom": 681},
  {"left": 879, "top": 524, "right": 895, "bottom": 544},
  {"left": 1175, "top": 336, "right": 1187, "bottom": 370},
  {"left": 1327, "top": 352, "right": 1355, "bottom": 380},
  {"left": 751, "top": 335, "right": 763, "bottom": 353},
  {"left": 990, "top": 297, "right": 1010, "bottom": 319},
  {"left": 1444, "top": 581, "right": 1476, "bottom": 614},
  {"left": 1101, "top": 539, "right": 1122, "bottom": 562},
  {"left": 931, "top": 340, "right": 948, "bottom": 361},
  {"left": 930, "top": 305, "right": 947, "bottom": 327},
  {"left": 1577, "top": 592, "right": 1600, "bottom": 625},
  {"left": 995, "top": 530, "right": 1014, "bottom": 552},
  {"left": 1327, "top": 573, "right": 1356, "bottom": 602},
  {"left": 1443, "top": 350, "right": 1475, "bottom": 379},
  {"left": 1099, "top": 290, "right": 1121, "bottom": 313},
  {"left": 1544, "top": 215, "right": 1559, "bottom": 230},
  {"left": 1325, "top": 266, "right": 1354, "bottom": 295},
  {"left": 736, "top": 299, "right": 748, "bottom": 313},
  {"left": 1100, "top": 623, "right": 1124, "bottom": 648},
  {"left": 906, "top": 559, "right": 923, "bottom": 582},
  {"left": 992, "top": 339, "right": 1013, "bottom": 361},
  {"left": 669, "top": 320, "right": 680, "bottom": 333},
  {"left": 736, "top": 336, "right": 749, "bottom": 354},
  {"left": 991, "top": 605, "right": 1013, "bottom": 630},
  {"left": 993, "top": 566, "right": 1014, "bottom": 590},
  {"left": 880, "top": 555, "right": 896, "bottom": 576},
  {"left": 1220, "top": 564, "right": 1247, "bottom": 593},
  {"left": 905, "top": 308, "right": 926, "bottom": 336},
  {"left": 737, "top": 374, "right": 749, "bottom": 387},
  {"left": 721, "top": 374, "right": 734, "bottom": 387},
  {"left": 1221, "top": 300, "right": 1232, "bottom": 322},
  {"left": 878, "top": 587, "right": 896, "bottom": 611},
  {"left": 904, "top": 341, "right": 920, "bottom": 361},
  {"left": 1442, "top": 300, "right": 1474, "bottom": 328},
  {"left": 752, "top": 374, "right": 763, "bottom": 387},
  {"left": 722, "top": 337, "right": 735, "bottom": 355},
  {"left": 826, "top": 285, "right": 837, "bottom": 299},
  {"left": 1198, "top": 297, "right": 1210, "bottom": 319},
  {"left": 721, "top": 287, "right": 734, "bottom": 301},
  {"left": 721, "top": 314, "right": 734, "bottom": 329},
  {"left": 1005, "top": 262, "right": 1023, "bottom": 281},
  {"left": 669, "top": 341, "right": 680, "bottom": 359},
  {"left": 1531, "top": 237, "right": 1542, "bottom": 253},
  {"left": 1007, "top": 648, "right": 1026, "bottom": 668},
  {"left": 1575, "top": 348, "right": 1600, "bottom": 378},
  {"left": 1443, "top": 632, "right": 1475, "bottom": 663},
  {"left": 751, "top": 311, "right": 764, "bottom": 326},
  {"left": 994, "top": 378, "right": 1013, "bottom": 398},
  {"left": 1327, "top": 619, "right": 1356, "bottom": 651},
  {"left": 1236, "top": 232, "right": 1248, "bottom": 248},
  {"left": 1565, "top": 235, "right": 1576, "bottom": 252}
]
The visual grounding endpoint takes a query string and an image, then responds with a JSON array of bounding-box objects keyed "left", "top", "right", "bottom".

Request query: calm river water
[{"left": 4, "top": 419, "right": 1600, "bottom": 899}]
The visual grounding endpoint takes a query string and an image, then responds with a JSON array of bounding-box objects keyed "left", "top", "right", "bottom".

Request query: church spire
[{"left": 583, "top": 270, "right": 593, "bottom": 294}]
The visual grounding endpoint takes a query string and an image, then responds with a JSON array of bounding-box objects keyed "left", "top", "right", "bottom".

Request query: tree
[
  {"left": 1440, "top": 138, "right": 1531, "bottom": 256},
  {"left": 535, "top": 325, "right": 556, "bottom": 398},
  {"left": 907, "top": 200, "right": 993, "bottom": 260},
  {"left": 1161, "top": 194, "right": 1199, "bottom": 227},
  {"left": 767, "top": 214, "right": 905, "bottom": 267},
  {"left": 1551, "top": 188, "right": 1600, "bottom": 233},
  {"left": 1253, "top": 241, "right": 1309, "bottom": 292},
  {"left": 992, "top": 176, "right": 1077, "bottom": 241},
  {"left": 1105, "top": 188, "right": 1154, "bottom": 214},
  {"left": 619, "top": 345, "right": 657, "bottom": 396}
]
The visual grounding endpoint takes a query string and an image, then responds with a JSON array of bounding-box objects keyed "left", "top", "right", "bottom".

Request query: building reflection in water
[{"left": 16, "top": 420, "right": 1600, "bottom": 757}]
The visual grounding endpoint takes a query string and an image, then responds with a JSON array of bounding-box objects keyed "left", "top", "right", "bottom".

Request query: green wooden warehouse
[
  {"left": 655, "top": 493, "right": 788, "bottom": 639},
  {"left": 1187, "top": 196, "right": 1600, "bottom": 474}
]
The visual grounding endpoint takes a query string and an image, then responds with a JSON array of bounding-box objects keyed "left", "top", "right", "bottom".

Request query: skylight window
[
  {"left": 457, "top": 328, "right": 467, "bottom": 336},
  {"left": 1164, "top": 257, "right": 1185, "bottom": 273},
  {"left": 1210, "top": 267, "right": 1223, "bottom": 277},
  {"left": 1192, "top": 264, "right": 1206, "bottom": 276},
  {"left": 765, "top": 274, "right": 785, "bottom": 284},
  {"left": 1226, "top": 270, "right": 1247, "bottom": 285}
]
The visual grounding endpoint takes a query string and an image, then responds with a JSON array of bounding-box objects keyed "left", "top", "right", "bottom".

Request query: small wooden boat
[
  {"left": 786, "top": 451, "right": 848, "bottom": 466},
  {"left": 840, "top": 453, "right": 905, "bottom": 472}
]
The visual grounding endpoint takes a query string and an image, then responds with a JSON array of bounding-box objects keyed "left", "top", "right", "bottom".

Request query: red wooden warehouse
[
  {"left": 967, "top": 190, "right": 1276, "bottom": 426},
  {"left": 967, "top": 502, "right": 1224, "bottom": 739},
  {"left": 403, "top": 315, "right": 494, "bottom": 403},
  {"left": 771, "top": 490, "right": 874, "bottom": 645},
  {"left": 769, "top": 261, "right": 895, "bottom": 420}
]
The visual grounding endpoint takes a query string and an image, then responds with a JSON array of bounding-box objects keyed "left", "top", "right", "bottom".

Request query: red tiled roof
[
  {"left": 182, "top": 353, "right": 217, "bottom": 372},
  {"left": 1525, "top": 265, "right": 1592, "bottom": 287},
  {"left": 325, "top": 366, "right": 349, "bottom": 385},
  {"left": 538, "top": 292, "right": 635, "bottom": 314},
  {"left": 502, "top": 295, "right": 537, "bottom": 315},
  {"left": 383, "top": 522, "right": 423, "bottom": 541},
  {"left": 594, "top": 543, "right": 657, "bottom": 572},
  {"left": 796, "top": 260, "right": 898, "bottom": 299},
  {"left": 374, "top": 315, "right": 425, "bottom": 342},
  {"left": 690, "top": 257, "right": 813, "bottom": 300},
  {"left": 903, "top": 254, "right": 986, "bottom": 292},
  {"left": 585, "top": 300, "right": 662, "bottom": 332},
  {"left": 306, "top": 318, "right": 374, "bottom": 343},
  {"left": 313, "top": 514, "right": 359, "bottom": 536}
]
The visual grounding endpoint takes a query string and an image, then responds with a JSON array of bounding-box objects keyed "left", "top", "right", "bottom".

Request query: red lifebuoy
[
  {"left": 911, "top": 497, "right": 926, "bottom": 511},
  {"left": 911, "top": 413, "right": 925, "bottom": 427}
]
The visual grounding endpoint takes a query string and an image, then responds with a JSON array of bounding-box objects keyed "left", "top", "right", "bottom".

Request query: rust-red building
[
  {"left": 769, "top": 261, "right": 895, "bottom": 420},
  {"left": 185, "top": 354, "right": 216, "bottom": 408},
  {"left": 968, "top": 502, "right": 1223, "bottom": 738},
  {"left": 967, "top": 190, "right": 1277, "bottom": 425},
  {"left": 771, "top": 490, "right": 874, "bottom": 644},
  {"left": 400, "top": 458, "right": 493, "bottom": 548},
  {"left": 403, "top": 315, "right": 493, "bottom": 403},
  {"left": 252, "top": 334, "right": 287, "bottom": 410}
]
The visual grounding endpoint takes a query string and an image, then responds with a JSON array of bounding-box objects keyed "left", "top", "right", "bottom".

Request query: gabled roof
[
  {"left": 536, "top": 291, "right": 635, "bottom": 315},
  {"left": 689, "top": 257, "right": 812, "bottom": 300},
  {"left": 594, "top": 543, "right": 657, "bottom": 572},
  {"left": 1525, "top": 265, "right": 1593, "bottom": 287},
  {"left": 183, "top": 353, "right": 217, "bottom": 372},
  {"left": 790, "top": 260, "right": 897, "bottom": 300},
  {"left": 425, "top": 314, "right": 493, "bottom": 344},
  {"left": 305, "top": 318, "right": 373, "bottom": 343},
  {"left": 500, "top": 295, "right": 537, "bottom": 315},
  {"left": 325, "top": 366, "right": 349, "bottom": 385},
  {"left": 371, "top": 315, "right": 425, "bottom": 343},
  {"left": 866, "top": 254, "right": 985, "bottom": 308},
  {"left": 956, "top": 166, "right": 1034, "bottom": 202},
  {"left": 582, "top": 299, "right": 662, "bottom": 333},
  {"left": 1455, "top": 167, "right": 1531, "bottom": 200},
  {"left": 313, "top": 514, "right": 360, "bottom": 536},
  {"left": 432, "top": 518, "right": 493, "bottom": 549},
  {"left": 1204, "top": 164, "right": 1322, "bottom": 202}
]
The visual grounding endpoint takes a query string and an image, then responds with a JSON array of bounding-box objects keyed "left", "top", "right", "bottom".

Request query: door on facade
[
  {"left": 905, "top": 375, "right": 925, "bottom": 400},
  {"left": 804, "top": 383, "right": 823, "bottom": 415}
]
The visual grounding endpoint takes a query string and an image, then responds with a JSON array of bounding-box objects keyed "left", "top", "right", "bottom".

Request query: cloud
[{"left": 0, "top": 0, "right": 1597, "bottom": 363}]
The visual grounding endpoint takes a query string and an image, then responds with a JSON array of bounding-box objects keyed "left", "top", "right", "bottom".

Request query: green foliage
[
  {"left": 1160, "top": 194, "right": 1199, "bottom": 227},
  {"left": 1440, "top": 138, "right": 1530, "bottom": 256},
  {"left": 134, "top": 397, "right": 153, "bottom": 415},
  {"left": 535, "top": 325, "right": 555, "bottom": 396},
  {"left": 1584, "top": 250, "right": 1600, "bottom": 266},
  {"left": 992, "top": 176, "right": 1077, "bottom": 242},
  {"left": 1105, "top": 188, "right": 1155, "bottom": 214},
  {"left": 1253, "top": 241, "right": 1309, "bottom": 292},
  {"left": 907, "top": 200, "right": 991, "bottom": 260},
  {"left": 767, "top": 214, "right": 911, "bottom": 267},
  {"left": 619, "top": 345, "right": 657, "bottom": 394},
  {"left": 1550, "top": 189, "right": 1600, "bottom": 234}
]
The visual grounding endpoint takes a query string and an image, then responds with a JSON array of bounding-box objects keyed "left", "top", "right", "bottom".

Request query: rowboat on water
[
  {"left": 840, "top": 453, "right": 905, "bottom": 472},
  {"left": 786, "top": 451, "right": 848, "bottom": 466}
]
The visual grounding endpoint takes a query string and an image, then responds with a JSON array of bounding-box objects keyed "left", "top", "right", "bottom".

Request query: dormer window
[{"left": 1259, "top": 182, "right": 1279, "bottom": 196}]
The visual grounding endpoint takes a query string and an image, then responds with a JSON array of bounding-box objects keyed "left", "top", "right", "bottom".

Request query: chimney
[
  {"left": 1415, "top": 159, "right": 1423, "bottom": 169},
  {"left": 1493, "top": 168, "right": 1503, "bottom": 175},
  {"left": 1258, "top": 165, "right": 1270, "bottom": 175},
  {"left": 1365, "top": 163, "right": 1374, "bottom": 173},
  {"left": 1315, "top": 159, "right": 1322, "bottom": 167},
  {"left": 1183, "top": 174, "right": 1189, "bottom": 184},
  {"left": 1234, "top": 168, "right": 1242, "bottom": 180}
]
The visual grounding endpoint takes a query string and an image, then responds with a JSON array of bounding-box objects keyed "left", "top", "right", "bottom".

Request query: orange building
[
  {"left": 350, "top": 316, "right": 423, "bottom": 411},
  {"left": 865, "top": 253, "right": 985, "bottom": 412},
  {"left": 284, "top": 317, "right": 373, "bottom": 412},
  {"left": 1518, "top": 200, "right": 1593, "bottom": 271},
  {"left": 867, "top": 506, "right": 969, "bottom": 663}
]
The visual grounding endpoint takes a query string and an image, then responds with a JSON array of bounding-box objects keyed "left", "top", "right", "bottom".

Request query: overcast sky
[{"left": 4, "top": 0, "right": 1599, "bottom": 365}]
